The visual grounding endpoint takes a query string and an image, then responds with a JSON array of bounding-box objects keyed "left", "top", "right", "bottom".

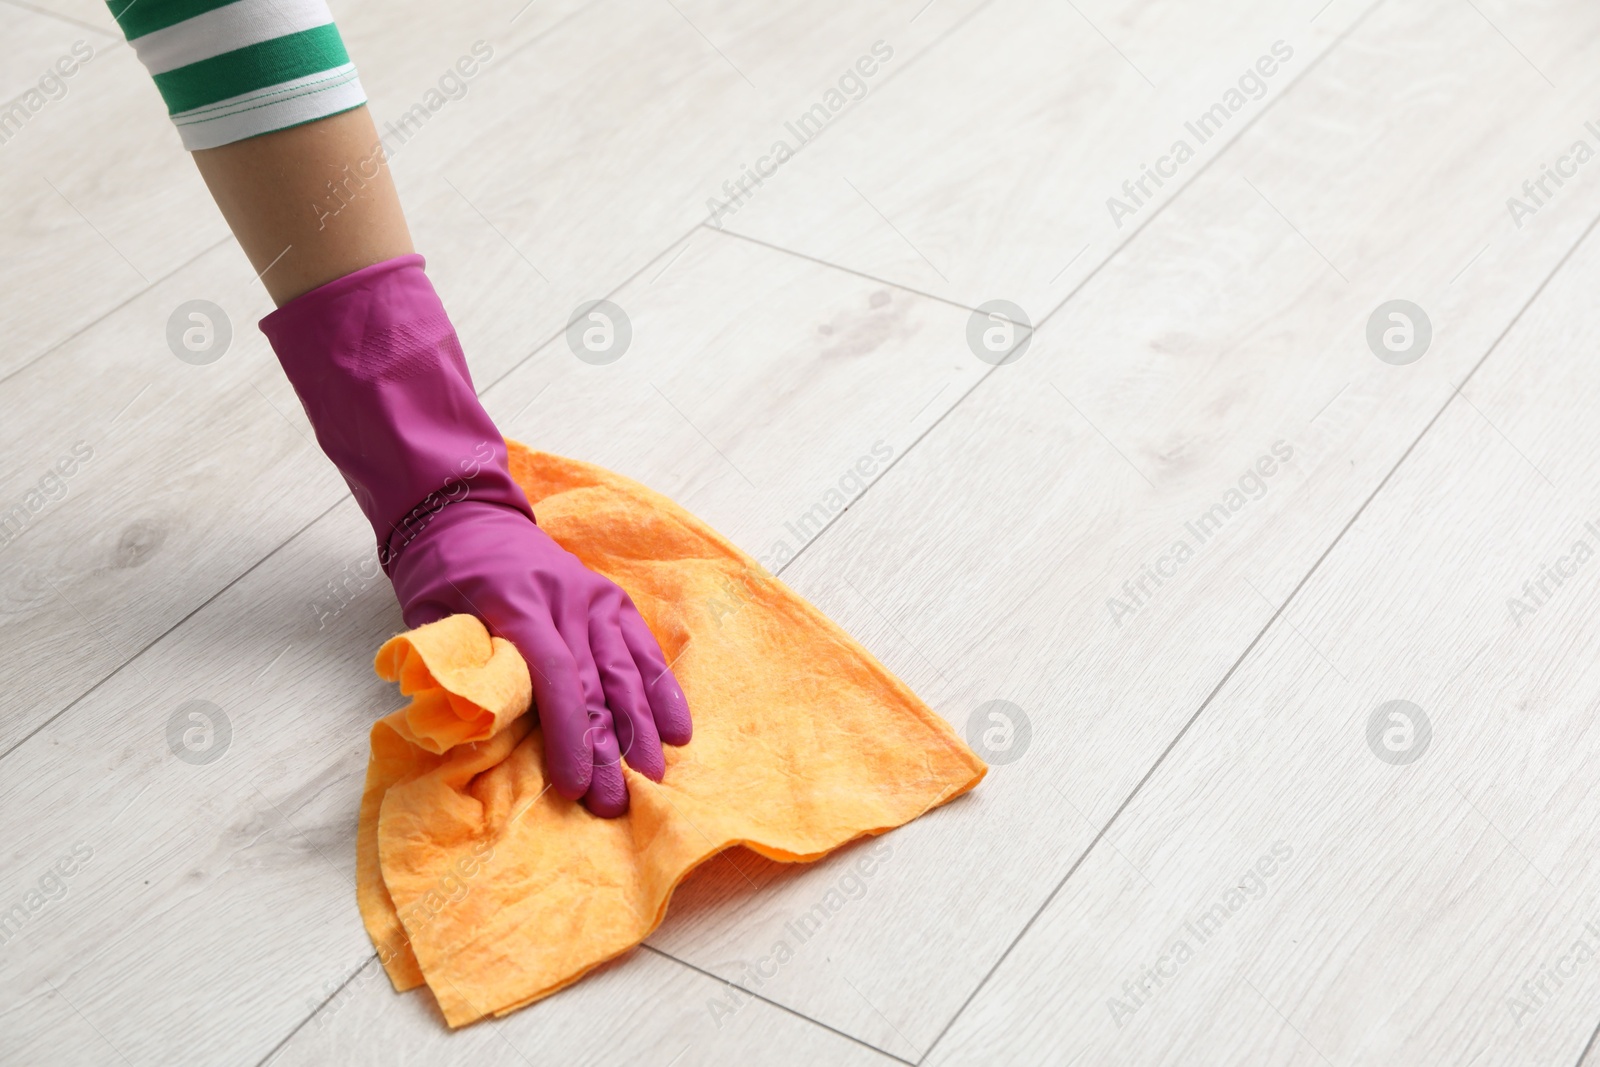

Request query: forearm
[
  {"left": 109, "top": 0, "right": 688, "bottom": 816},
  {"left": 110, "top": 0, "right": 409, "bottom": 304},
  {"left": 192, "top": 106, "right": 413, "bottom": 306}
]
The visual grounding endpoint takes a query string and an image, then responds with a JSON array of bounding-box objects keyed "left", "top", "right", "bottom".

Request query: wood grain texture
[
  {"left": 649, "top": 0, "right": 1600, "bottom": 1053},
  {"left": 0, "top": 0, "right": 590, "bottom": 381},
  {"left": 0, "top": 222, "right": 983, "bottom": 756},
  {"left": 0, "top": 242, "right": 341, "bottom": 757},
  {"left": 7, "top": 0, "right": 1600, "bottom": 1063},
  {"left": 717, "top": 0, "right": 1368, "bottom": 314},
  {"left": 927, "top": 156, "right": 1600, "bottom": 1067},
  {"left": 0, "top": 0, "right": 978, "bottom": 379},
  {"left": 0, "top": 0, "right": 999, "bottom": 750},
  {"left": 373, "top": 0, "right": 991, "bottom": 398},
  {"left": 266, "top": 945, "right": 897, "bottom": 1067},
  {"left": 0, "top": 0, "right": 995, "bottom": 755},
  {"left": 0, "top": 3, "right": 102, "bottom": 100},
  {"left": 0, "top": 496, "right": 904, "bottom": 1067},
  {"left": 0, "top": 215, "right": 981, "bottom": 1065},
  {"left": 0, "top": 19, "right": 215, "bottom": 383},
  {"left": 0, "top": 496, "right": 396, "bottom": 1065}
]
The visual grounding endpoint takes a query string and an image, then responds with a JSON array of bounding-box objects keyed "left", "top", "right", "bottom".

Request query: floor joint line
[
  {"left": 1033, "top": 0, "right": 1387, "bottom": 333},
  {"left": 916, "top": 32, "right": 1600, "bottom": 1067},
  {"left": 0, "top": 496, "right": 346, "bottom": 763},
  {"left": 1571, "top": 1011, "right": 1600, "bottom": 1067},
  {"left": 1, "top": 234, "right": 232, "bottom": 390},
  {"left": 640, "top": 944, "right": 919, "bottom": 1065}
]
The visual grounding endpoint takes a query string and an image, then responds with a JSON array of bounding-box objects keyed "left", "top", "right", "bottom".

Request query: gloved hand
[
  {"left": 391, "top": 499, "right": 691, "bottom": 814},
  {"left": 260, "top": 254, "right": 689, "bottom": 815}
]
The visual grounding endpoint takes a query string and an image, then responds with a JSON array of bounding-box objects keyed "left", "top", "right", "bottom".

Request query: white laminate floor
[{"left": 5, "top": 1, "right": 1600, "bottom": 1064}]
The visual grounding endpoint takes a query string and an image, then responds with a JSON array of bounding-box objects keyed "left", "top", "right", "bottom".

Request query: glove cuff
[{"left": 259, "top": 254, "right": 533, "bottom": 573}]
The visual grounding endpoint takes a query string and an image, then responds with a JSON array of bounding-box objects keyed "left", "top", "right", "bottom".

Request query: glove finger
[
  {"left": 618, "top": 604, "right": 691, "bottom": 746},
  {"left": 583, "top": 748, "right": 629, "bottom": 817},
  {"left": 591, "top": 600, "right": 665, "bottom": 781},
  {"left": 499, "top": 616, "right": 592, "bottom": 800},
  {"left": 553, "top": 599, "right": 608, "bottom": 711},
  {"left": 554, "top": 601, "right": 633, "bottom": 818}
]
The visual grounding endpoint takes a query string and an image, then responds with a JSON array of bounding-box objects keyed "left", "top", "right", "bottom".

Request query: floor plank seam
[
  {"left": 1572, "top": 1012, "right": 1600, "bottom": 1067},
  {"left": 2, "top": 219, "right": 703, "bottom": 765},
  {"left": 0, "top": 495, "right": 345, "bottom": 763},
  {"left": 471, "top": 0, "right": 1002, "bottom": 403},
  {"left": 0, "top": 225, "right": 768, "bottom": 769},
  {"left": 2, "top": 0, "right": 1007, "bottom": 763},
  {"left": 5, "top": 0, "right": 996, "bottom": 393},
  {"left": 251, "top": 953, "right": 374, "bottom": 1067},
  {"left": 638, "top": 944, "right": 918, "bottom": 1066},
  {"left": 17, "top": 3, "right": 1559, "bottom": 1060},
  {"left": 708, "top": 224, "right": 1003, "bottom": 317},
  {"left": 912, "top": 166, "right": 1600, "bottom": 1067},
  {"left": 767, "top": 362, "right": 999, "bottom": 579},
  {"left": 713, "top": 0, "right": 1390, "bottom": 574},
  {"left": 0, "top": 232, "right": 231, "bottom": 390},
  {"left": 489, "top": 0, "right": 604, "bottom": 71},
  {"left": 471, "top": 224, "right": 703, "bottom": 400},
  {"left": 873, "top": 0, "right": 1003, "bottom": 92},
  {"left": 684, "top": 0, "right": 1389, "bottom": 359},
  {"left": 247, "top": 942, "right": 921, "bottom": 1065},
  {"left": 1032, "top": 0, "right": 1387, "bottom": 333}
]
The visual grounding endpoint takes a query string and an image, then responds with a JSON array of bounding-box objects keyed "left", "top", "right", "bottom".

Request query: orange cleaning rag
[{"left": 355, "top": 444, "right": 986, "bottom": 1026}]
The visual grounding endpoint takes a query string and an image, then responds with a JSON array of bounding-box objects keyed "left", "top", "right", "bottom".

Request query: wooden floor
[{"left": 7, "top": 0, "right": 1600, "bottom": 1063}]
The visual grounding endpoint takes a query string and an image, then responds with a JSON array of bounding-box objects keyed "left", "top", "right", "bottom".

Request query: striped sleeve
[{"left": 109, "top": 0, "right": 366, "bottom": 150}]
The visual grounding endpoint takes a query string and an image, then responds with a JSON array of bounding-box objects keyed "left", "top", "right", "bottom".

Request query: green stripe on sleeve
[
  {"left": 108, "top": 0, "right": 244, "bottom": 42},
  {"left": 151, "top": 22, "right": 348, "bottom": 114}
]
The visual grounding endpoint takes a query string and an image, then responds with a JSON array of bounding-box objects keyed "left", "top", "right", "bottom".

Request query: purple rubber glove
[{"left": 260, "top": 254, "right": 690, "bottom": 816}]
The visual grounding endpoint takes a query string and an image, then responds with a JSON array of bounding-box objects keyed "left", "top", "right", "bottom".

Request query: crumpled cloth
[{"left": 355, "top": 443, "right": 986, "bottom": 1027}]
